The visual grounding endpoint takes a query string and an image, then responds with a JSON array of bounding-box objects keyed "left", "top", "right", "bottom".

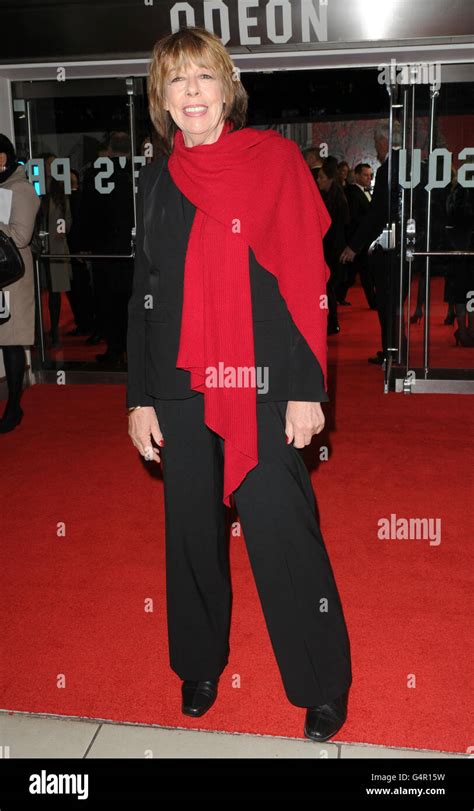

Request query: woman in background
[
  {"left": 0, "top": 134, "right": 40, "bottom": 432},
  {"left": 38, "top": 152, "right": 72, "bottom": 348}
]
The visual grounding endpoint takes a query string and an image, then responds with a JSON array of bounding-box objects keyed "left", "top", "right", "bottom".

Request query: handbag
[
  {"left": 0, "top": 231, "right": 25, "bottom": 326},
  {"left": 0, "top": 289, "right": 11, "bottom": 325},
  {"left": 0, "top": 230, "right": 25, "bottom": 287}
]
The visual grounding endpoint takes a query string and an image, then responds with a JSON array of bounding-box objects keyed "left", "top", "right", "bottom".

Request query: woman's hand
[
  {"left": 285, "top": 401, "right": 325, "bottom": 448},
  {"left": 340, "top": 246, "right": 356, "bottom": 263},
  {"left": 128, "top": 406, "right": 164, "bottom": 463}
]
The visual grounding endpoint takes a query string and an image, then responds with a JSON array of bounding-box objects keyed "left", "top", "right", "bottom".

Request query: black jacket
[
  {"left": 319, "top": 182, "right": 350, "bottom": 272},
  {"left": 78, "top": 157, "right": 134, "bottom": 254},
  {"left": 126, "top": 157, "right": 329, "bottom": 407},
  {"left": 344, "top": 183, "right": 371, "bottom": 245},
  {"left": 348, "top": 151, "right": 401, "bottom": 255}
]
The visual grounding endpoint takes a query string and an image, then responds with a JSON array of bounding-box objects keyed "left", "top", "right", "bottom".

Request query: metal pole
[
  {"left": 38, "top": 252, "right": 134, "bottom": 260},
  {"left": 423, "top": 86, "right": 439, "bottom": 374},
  {"left": 399, "top": 87, "right": 408, "bottom": 369},
  {"left": 404, "top": 85, "right": 417, "bottom": 389},
  {"left": 26, "top": 98, "right": 47, "bottom": 365},
  {"left": 384, "top": 84, "right": 394, "bottom": 393},
  {"left": 408, "top": 250, "right": 474, "bottom": 257},
  {"left": 126, "top": 77, "right": 137, "bottom": 246},
  {"left": 387, "top": 86, "right": 393, "bottom": 229}
]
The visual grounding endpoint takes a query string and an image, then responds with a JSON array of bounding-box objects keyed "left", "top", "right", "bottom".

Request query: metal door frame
[
  {"left": 384, "top": 74, "right": 474, "bottom": 394},
  {"left": 20, "top": 76, "right": 140, "bottom": 369}
]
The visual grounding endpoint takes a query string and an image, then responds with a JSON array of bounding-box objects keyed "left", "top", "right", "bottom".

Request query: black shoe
[
  {"left": 0, "top": 407, "right": 24, "bottom": 434},
  {"left": 181, "top": 679, "right": 219, "bottom": 717},
  {"left": 368, "top": 354, "right": 384, "bottom": 364},
  {"left": 327, "top": 324, "right": 340, "bottom": 336},
  {"left": 304, "top": 688, "right": 349, "bottom": 743},
  {"left": 338, "top": 300, "right": 352, "bottom": 306}
]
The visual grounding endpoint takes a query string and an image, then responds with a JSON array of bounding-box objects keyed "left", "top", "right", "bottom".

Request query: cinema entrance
[{"left": 0, "top": 4, "right": 473, "bottom": 394}]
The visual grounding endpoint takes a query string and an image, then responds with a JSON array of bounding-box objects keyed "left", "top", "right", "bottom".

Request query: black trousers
[
  {"left": 153, "top": 393, "right": 352, "bottom": 708},
  {"left": 340, "top": 252, "right": 377, "bottom": 309},
  {"left": 370, "top": 249, "right": 409, "bottom": 355}
]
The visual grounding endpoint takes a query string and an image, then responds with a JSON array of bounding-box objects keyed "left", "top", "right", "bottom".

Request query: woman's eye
[{"left": 170, "top": 73, "right": 213, "bottom": 82}]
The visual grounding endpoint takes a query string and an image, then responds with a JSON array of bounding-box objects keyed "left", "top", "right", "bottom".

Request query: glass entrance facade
[{"left": 9, "top": 64, "right": 474, "bottom": 392}]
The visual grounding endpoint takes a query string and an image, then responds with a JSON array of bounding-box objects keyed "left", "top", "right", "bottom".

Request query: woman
[
  {"left": 127, "top": 27, "right": 352, "bottom": 742},
  {"left": 0, "top": 134, "right": 40, "bottom": 433},
  {"left": 445, "top": 166, "right": 474, "bottom": 346},
  {"left": 38, "top": 152, "right": 72, "bottom": 348},
  {"left": 317, "top": 158, "right": 350, "bottom": 330},
  {"left": 337, "top": 160, "right": 350, "bottom": 187}
]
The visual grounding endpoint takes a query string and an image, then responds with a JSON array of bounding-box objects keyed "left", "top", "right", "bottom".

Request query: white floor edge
[{"left": 0, "top": 708, "right": 468, "bottom": 758}]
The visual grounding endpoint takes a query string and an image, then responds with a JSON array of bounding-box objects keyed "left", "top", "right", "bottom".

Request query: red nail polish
[
  {"left": 285, "top": 435, "right": 290, "bottom": 444},
  {"left": 158, "top": 439, "right": 165, "bottom": 447}
]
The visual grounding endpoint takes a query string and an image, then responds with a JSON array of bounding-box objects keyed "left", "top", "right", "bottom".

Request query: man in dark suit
[
  {"left": 340, "top": 163, "right": 376, "bottom": 309},
  {"left": 79, "top": 131, "right": 135, "bottom": 363},
  {"left": 340, "top": 124, "right": 407, "bottom": 364}
]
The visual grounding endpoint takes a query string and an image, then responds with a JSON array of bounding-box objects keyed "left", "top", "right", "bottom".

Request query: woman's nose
[{"left": 185, "top": 77, "right": 200, "bottom": 94}]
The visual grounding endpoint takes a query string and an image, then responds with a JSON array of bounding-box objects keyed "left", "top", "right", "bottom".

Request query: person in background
[
  {"left": 77, "top": 136, "right": 110, "bottom": 347},
  {"left": 0, "top": 134, "right": 40, "bottom": 432},
  {"left": 340, "top": 163, "right": 376, "bottom": 309},
  {"left": 78, "top": 132, "right": 134, "bottom": 363},
  {"left": 337, "top": 160, "right": 350, "bottom": 187},
  {"left": 95, "top": 131, "right": 134, "bottom": 364},
  {"left": 65, "top": 168, "right": 94, "bottom": 337},
  {"left": 445, "top": 165, "right": 474, "bottom": 346},
  {"left": 340, "top": 123, "right": 407, "bottom": 365},
  {"left": 317, "top": 157, "right": 350, "bottom": 333},
  {"left": 38, "top": 152, "right": 72, "bottom": 349},
  {"left": 303, "top": 146, "right": 323, "bottom": 182}
]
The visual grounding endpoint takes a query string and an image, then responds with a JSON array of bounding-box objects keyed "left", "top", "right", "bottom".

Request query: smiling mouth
[{"left": 183, "top": 105, "right": 208, "bottom": 115}]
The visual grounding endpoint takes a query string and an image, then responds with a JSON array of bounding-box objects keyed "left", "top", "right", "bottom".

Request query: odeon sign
[{"left": 167, "top": 0, "right": 329, "bottom": 44}]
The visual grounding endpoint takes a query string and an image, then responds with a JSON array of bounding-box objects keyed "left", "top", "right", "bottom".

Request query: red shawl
[{"left": 168, "top": 119, "right": 331, "bottom": 506}]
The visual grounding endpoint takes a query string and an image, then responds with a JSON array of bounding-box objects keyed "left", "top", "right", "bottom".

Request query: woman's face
[
  {"left": 317, "top": 170, "right": 332, "bottom": 192},
  {"left": 0, "top": 151, "right": 7, "bottom": 171},
  {"left": 163, "top": 59, "right": 226, "bottom": 147},
  {"left": 338, "top": 164, "right": 349, "bottom": 182}
]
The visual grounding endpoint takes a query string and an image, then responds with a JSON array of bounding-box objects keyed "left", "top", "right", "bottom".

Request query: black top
[
  {"left": 319, "top": 182, "right": 350, "bottom": 272},
  {"left": 126, "top": 156, "right": 329, "bottom": 407},
  {"left": 344, "top": 183, "right": 371, "bottom": 246}
]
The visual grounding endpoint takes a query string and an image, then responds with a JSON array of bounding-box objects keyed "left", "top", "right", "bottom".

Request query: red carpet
[{"left": 1, "top": 277, "right": 473, "bottom": 753}]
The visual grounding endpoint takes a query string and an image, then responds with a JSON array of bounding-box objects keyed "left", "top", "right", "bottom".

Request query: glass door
[
  {"left": 11, "top": 76, "right": 152, "bottom": 376},
  {"left": 385, "top": 62, "right": 474, "bottom": 393}
]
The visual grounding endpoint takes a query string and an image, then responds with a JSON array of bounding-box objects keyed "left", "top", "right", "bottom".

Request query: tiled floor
[{"left": 0, "top": 711, "right": 469, "bottom": 759}]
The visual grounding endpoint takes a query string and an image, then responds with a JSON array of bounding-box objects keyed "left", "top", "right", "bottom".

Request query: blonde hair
[{"left": 148, "top": 26, "right": 249, "bottom": 156}]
